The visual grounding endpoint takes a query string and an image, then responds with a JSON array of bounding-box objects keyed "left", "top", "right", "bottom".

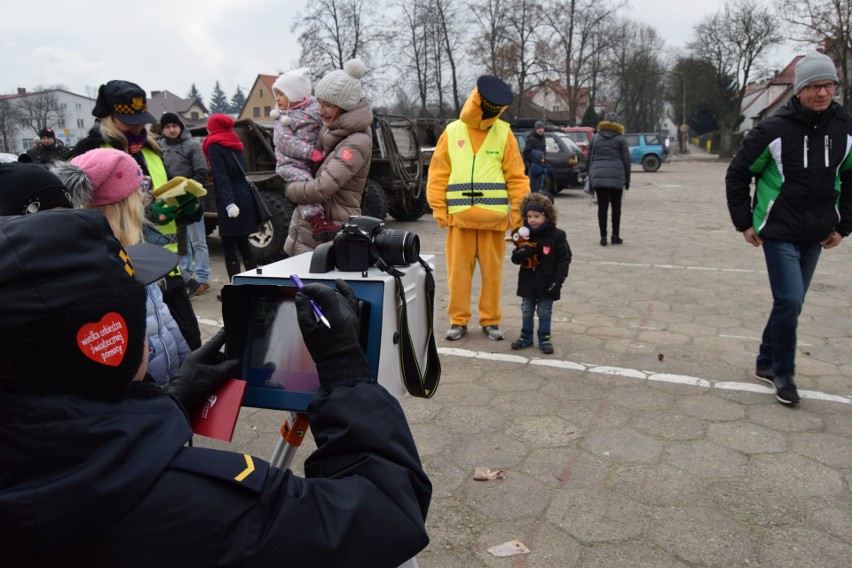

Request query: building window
[
  {"left": 253, "top": 107, "right": 261, "bottom": 117},
  {"left": 191, "top": 112, "right": 199, "bottom": 119},
  {"left": 57, "top": 119, "right": 66, "bottom": 128},
  {"left": 264, "top": 106, "right": 271, "bottom": 116},
  {"left": 77, "top": 119, "right": 84, "bottom": 128},
  {"left": 23, "top": 138, "right": 34, "bottom": 149},
  {"left": 60, "top": 103, "right": 67, "bottom": 110},
  {"left": 551, "top": 105, "right": 560, "bottom": 112},
  {"left": 259, "top": 89, "right": 263, "bottom": 97},
  {"left": 75, "top": 104, "right": 82, "bottom": 111}
]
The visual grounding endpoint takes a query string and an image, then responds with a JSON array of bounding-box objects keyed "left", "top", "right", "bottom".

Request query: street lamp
[{"left": 673, "top": 71, "right": 688, "bottom": 154}]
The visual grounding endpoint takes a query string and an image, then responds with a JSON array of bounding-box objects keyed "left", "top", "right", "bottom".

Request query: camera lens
[{"left": 373, "top": 229, "right": 420, "bottom": 265}]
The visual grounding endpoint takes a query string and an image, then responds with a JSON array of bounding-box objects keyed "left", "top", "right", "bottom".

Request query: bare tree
[
  {"left": 467, "top": 0, "right": 511, "bottom": 78},
  {"left": 16, "top": 90, "right": 65, "bottom": 136},
  {"left": 431, "top": 0, "right": 466, "bottom": 116},
  {"left": 545, "top": 0, "right": 622, "bottom": 125},
  {"left": 294, "top": 0, "right": 384, "bottom": 80},
  {"left": 605, "top": 20, "right": 666, "bottom": 131},
  {"left": 0, "top": 100, "right": 23, "bottom": 153},
  {"left": 690, "top": 0, "right": 783, "bottom": 155},
  {"left": 777, "top": 0, "right": 852, "bottom": 106}
]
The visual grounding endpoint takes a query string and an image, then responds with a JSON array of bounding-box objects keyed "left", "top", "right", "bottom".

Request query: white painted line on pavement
[{"left": 437, "top": 347, "right": 852, "bottom": 405}]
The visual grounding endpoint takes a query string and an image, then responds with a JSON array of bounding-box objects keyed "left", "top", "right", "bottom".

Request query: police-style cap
[
  {"left": 477, "top": 75, "right": 513, "bottom": 107},
  {"left": 0, "top": 209, "right": 176, "bottom": 330},
  {"left": 92, "top": 80, "right": 156, "bottom": 125}
]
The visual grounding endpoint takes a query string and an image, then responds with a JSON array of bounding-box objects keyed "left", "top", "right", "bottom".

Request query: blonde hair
[
  {"left": 99, "top": 116, "right": 162, "bottom": 155},
  {"left": 93, "top": 190, "right": 145, "bottom": 247}
]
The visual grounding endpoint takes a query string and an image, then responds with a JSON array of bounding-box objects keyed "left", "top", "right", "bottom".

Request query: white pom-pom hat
[{"left": 314, "top": 59, "right": 366, "bottom": 111}]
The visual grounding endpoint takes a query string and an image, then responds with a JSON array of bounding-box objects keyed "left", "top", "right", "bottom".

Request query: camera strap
[{"left": 376, "top": 255, "right": 441, "bottom": 398}]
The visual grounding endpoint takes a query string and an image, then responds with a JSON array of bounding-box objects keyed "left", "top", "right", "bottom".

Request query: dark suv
[{"left": 514, "top": 128, "right": 587, "bottom": 193}]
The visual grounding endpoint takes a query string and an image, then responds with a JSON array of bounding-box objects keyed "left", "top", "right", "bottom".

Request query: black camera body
[{"left": 310, "top": 215, "right": 420, "bottom": 274}]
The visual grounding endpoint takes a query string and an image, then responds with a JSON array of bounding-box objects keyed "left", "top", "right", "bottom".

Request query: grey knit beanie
[
  {"left": 794, "top": 51, "right": 838, "bottom": 94},
  {"left": 314, "top": 59, "right": 366, "bottom": 111}
]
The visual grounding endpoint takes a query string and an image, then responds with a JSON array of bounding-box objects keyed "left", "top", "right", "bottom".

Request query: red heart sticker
[
  {"left": 341, "top": 147, "right": 353, "bottom": 161},
  {"left": 542, "top": 245, "right": 551, "bottom": 255},
  {"left": 76, "top": 312, "right": 128, "bottom": 367},
  {"left": 458, "top": 140, "right": 465, "bottom": 148}
]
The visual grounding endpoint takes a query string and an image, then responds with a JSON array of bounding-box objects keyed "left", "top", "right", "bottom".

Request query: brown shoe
[{"left": 192, "top": 282, "right": 210, "bottom": 296}]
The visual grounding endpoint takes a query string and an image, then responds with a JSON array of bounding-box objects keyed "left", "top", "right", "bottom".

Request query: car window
[
  {"left": 646, "top": 134, "right": 661, "bottom": 145},
  {"left": 515, "top": 135, "right": 526, "bottom": 152},
  {"left": 544, "top": 135, "right": 561, "bottom": 154},
  {"left": 625, "top": 134, "right": 640, "bottom": 146},
  {"left": 562, "top": 132, "right": 588, "bottom": 145},
  {"left": 554, "top": 134, "right": 581, "bottom": 153}
]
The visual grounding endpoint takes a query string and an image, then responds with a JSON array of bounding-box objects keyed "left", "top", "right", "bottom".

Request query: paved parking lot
[{"left": 192, "top": 155, "right": 852, "bottom": 567}]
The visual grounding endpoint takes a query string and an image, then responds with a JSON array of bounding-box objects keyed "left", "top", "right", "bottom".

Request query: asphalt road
[{"left": 191, "top": 155, "right": 852, "bottom": 567}]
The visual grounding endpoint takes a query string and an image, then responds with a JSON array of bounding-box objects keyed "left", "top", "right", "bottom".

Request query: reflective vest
[{"left": 445, "top": 120, "right": 510, "bottom": 215}]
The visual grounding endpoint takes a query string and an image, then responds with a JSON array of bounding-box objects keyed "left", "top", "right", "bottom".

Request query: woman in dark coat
[
  {"left": 202, "top": 113, "right": 260, "bottom": 283},
  {"left": 587, "top": 112, "right": 631, "bottom": 246}
]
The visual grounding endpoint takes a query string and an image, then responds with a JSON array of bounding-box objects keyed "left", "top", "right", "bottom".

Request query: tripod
[{"left": 269, "top": 413, "right": 421, "bottom": 568}]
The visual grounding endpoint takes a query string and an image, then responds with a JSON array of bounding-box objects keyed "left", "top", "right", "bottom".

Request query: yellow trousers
[{"left": 445, "top": 226, "right": 505, "bottom": 326}]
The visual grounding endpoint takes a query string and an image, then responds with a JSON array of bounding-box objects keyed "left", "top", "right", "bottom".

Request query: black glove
[
  {"left": 168, "top": 329, "right": 240, "bottom": 413},
  {"left": 513, "top": 245, "right": 536, "bottom": 259},
  {"left": 624, "top": 183, "right": 630, "bottom": 190},
  {"left": 295, "top": 279, "right": 372, "bottom": 388}
]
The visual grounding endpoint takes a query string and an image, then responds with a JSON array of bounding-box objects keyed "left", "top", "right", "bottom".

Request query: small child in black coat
[{"left": 510, "top": 192, "right": 572, "bottom": 353}]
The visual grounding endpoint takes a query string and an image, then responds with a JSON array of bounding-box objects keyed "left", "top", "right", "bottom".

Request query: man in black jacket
[
  {"left": 0, "top": 209, "right": 431, "bottom": 567},
  {"left": 25, "top": 127, "right": 71, "bottom": 163},
  {"left": 726, "top": 51, "right": 852, "bottom": 405},
  {"left": 522, "top": 120, "right": 547, "bottom": 170}
]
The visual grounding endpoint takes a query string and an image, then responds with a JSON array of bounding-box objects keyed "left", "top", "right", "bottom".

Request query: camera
[
  {"left": 221, "top": 217, "right": 438, "bottom": 413},
  {"left": 315, "top": 216, "right": 420, "bottom": 273}
]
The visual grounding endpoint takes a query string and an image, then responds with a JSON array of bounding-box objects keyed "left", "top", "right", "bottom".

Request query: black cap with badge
[
  {"left": 92, "top": 80, "right": 156, "bottom": 125},
  {"left": 477, "top": 75, "right": 513, "bottom": 119},
  {"left": 0, "top": 209, "right": 177, "bottom": 399}
]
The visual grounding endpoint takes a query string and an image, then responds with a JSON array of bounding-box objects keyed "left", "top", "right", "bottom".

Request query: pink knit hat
[{"left": 70, "top": 149, "right": 143, "bottom": 206}]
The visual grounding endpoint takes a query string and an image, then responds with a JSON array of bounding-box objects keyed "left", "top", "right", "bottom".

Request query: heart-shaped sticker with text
[{"left": 76, "top": 312, "right": 128, "bottom": 367}]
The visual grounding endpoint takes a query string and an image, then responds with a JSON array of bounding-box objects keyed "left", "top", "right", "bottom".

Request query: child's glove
[
  {"left": 226, "top": 204, "right": 240, "bottom": 218},
  {"left": 310, "top": 149, "right": 326, "bottom": 163},
  {"left": 175, "top": 193, "right": 201, "bottom": 218},
  {"left": 151, "top": 199, "right": 178, "bottom": 225}
]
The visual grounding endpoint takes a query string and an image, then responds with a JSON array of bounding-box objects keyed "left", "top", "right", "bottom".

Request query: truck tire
[
  {"left": 248, "top": 191, "right": 294, "bottom": 264},
  {"left": 641, "top": 154, "right": 661, "bottom": 172},
  {"left": 362, "top": 179, "right": 389, "bottom": 220},
  {"left": 388, "top": 183, "right": 428, "bottom": 221}
]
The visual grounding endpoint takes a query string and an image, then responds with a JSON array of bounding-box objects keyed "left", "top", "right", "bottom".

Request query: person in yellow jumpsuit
[{"left": 427, "top": 76, "right": 529, "bottom": 341}]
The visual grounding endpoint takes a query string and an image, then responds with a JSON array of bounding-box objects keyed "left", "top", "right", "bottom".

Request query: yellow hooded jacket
[{"left": 427, "top": 86, "right": 529, "bottom": 232}]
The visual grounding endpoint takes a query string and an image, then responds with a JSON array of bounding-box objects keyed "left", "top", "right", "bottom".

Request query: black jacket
[
  {"left": 726, "top": 97, "right": 852, "bottom": 242},
  {"left": 522, "top": 131, "right": 546, "bottom": 168},
  {"left": 0, "top": 380, "right": 430, "bottom": 567},
  {"left": 26, "top": 140, "right": 70, "bottom": 163},
  {"left": 511, "top": 222, "right": 572, "bottom": 300},
  {"left": 588, "top": 121, "right": 630, "bottom": 190},
  {"left": 208, "top": 144, "right": 263, "bottom": 237}
]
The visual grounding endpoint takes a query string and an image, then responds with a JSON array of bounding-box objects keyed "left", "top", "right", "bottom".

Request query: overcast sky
[{"left": 2, "top": 0, "right": 799, "bottom": 102}]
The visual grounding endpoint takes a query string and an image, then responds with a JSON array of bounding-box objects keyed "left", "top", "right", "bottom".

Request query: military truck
[{"left": 191, "top": 114, "right": 431, "bottom": 264}]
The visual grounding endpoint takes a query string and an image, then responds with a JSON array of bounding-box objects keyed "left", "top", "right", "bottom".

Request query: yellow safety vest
[{"left": 445, "top": 120, "right": 510, "bottom": 215}]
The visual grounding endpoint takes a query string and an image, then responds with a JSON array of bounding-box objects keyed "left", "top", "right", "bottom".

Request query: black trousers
[
  {"left": 596, "top": 187, "right": 624, "bottom": 238},
  {"left": 161, "top": 275, "right": 202, "bottom": 350},
  {"left": 221, "top": 235, "right": 257, "bottom": 281}
]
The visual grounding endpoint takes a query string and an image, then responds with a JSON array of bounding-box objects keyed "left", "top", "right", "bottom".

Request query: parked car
[
  {"left": 514, "top": 128, "right": 587, "bottom": 193},
  {"left": 559, "top": 126, "right": 595, "bottom": 159},
  {"left": 624, "top": 132, "right": 668, "bottom": 172}
]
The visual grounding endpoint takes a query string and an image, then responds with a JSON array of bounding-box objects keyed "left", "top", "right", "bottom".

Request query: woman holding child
[{"left": 283, "top": 59, "right": 374, "bottom": 257}]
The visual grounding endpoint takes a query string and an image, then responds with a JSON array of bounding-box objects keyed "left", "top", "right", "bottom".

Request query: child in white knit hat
[{"left": 271, "top": 68, "right": 340, "bottom": 240}]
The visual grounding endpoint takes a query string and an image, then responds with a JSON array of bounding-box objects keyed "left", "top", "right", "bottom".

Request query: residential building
[
  {"left": 238, "top": 74, "right": 277, "bottom": 124},
  {"left": 148, "top": 90, "right": 209, "bottom": 129},
  {"left": 737, "top": 55, "right": 803, "bottom": 135},
  {"left": 0, "top": 88, "right": 96, "bottom": 154},
  {"left": 517, "top": 80, "right": 592, "bottom": 124}
]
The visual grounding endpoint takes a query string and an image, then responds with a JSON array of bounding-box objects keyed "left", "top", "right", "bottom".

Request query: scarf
[
  {"left": 126, "top": 129, "right": 148, "bottom": 155},
  {"left": 202, "top": 114, "right": 244, "bottom": 159}
]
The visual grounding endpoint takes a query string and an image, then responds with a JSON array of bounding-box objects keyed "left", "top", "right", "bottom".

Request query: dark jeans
[
  {"left": 222, "top": 235, "right": 257, "bottom": 281},
  {"left": 596, "top": 187, "right": 623, "bottom": 238},
  {"left": 756, "top": 239, "right": 822, "bottom": 377},
  {"left": 521, "top": 296, "right": 553, "bottom": 336},
  {"left": 160, "top": 275, "right": 202, "bottom": 350}
]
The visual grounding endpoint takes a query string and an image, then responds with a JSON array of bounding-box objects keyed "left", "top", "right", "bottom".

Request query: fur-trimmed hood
[
  {"left": 520, "top": 191, "right": 557, "bottom": 223},
  {"left": 596, "top": 120, "right": 625, "bottom": 135}
]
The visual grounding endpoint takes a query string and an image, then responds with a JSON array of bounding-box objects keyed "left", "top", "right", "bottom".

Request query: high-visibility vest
[{"left": 445, "top": 120, "right": 510, "bottom": 215}]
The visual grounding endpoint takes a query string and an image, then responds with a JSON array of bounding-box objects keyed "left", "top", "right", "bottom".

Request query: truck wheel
[
  {"left": 641, "top": 154, "right": 661, "bottom": 172},
  {"left": 388, "top": 183, "right": 428, "bottom": 221},
  {"left": 248, "top": 192, "right": 294, "bottom": 265},
  {"left": 362, "top": 179, "right": 389, "bottom": 220}
]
